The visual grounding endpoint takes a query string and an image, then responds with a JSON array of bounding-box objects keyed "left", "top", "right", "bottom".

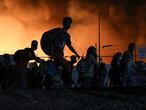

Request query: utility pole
[{"left": 98, "top": 7, "right": 101, "bottom": 63}]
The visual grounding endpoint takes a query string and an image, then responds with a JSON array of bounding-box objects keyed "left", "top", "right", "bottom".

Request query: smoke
[
  {"left": 67, "top": 0, "right": 146, "bottom": 63},
  {"left": 0, "top": 0, "right": 146, "bottom": 63},
  {"left": 4, "top": 0, "right": 69, "bottom": 28},
  {"left": 0, "top": 0, "right": 70, "bottom": 55}
]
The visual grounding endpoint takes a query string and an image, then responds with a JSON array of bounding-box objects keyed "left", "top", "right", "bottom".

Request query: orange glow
[
  {"left": 0, "top": 0, "right": 146, "bottom": 63},
  {"left": 0, "top": 15, "right": 26, "bottom": 54}
]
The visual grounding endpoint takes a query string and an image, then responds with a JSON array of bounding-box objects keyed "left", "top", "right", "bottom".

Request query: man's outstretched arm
[{"left": 67, "top": 45, "right": 80, "bottom": 59}]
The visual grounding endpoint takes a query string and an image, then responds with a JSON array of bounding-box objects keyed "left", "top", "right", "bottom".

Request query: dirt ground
[{"left": 0, "top": 89, "right": 146, "bottom": 110}]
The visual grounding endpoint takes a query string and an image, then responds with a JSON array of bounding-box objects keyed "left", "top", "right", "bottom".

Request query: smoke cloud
[{"left": 0, "top": 0, "right": 145, "bottom": 63}]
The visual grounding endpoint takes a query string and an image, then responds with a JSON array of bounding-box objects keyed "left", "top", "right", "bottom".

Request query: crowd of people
[
  {"left": 0, "top": 42, "right": 141, "bottom": 90},
  {"left": 0, "top": 16, "right": 145, "bottom": 91}
]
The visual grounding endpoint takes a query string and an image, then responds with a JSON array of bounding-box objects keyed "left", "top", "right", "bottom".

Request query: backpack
[{"left": 41, "top": 28, "right": 63, "bottom": 56}]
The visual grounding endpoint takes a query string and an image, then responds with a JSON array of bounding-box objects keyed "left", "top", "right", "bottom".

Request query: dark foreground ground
[{"left": 0, "top": 88, "right": 146, "bottom": 110}]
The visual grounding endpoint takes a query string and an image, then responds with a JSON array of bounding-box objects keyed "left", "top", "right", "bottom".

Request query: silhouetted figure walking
[
  {"left": 41, "top": 17, "right": 80, "bottom": 88},
  {"left": 109, "top": 52, "right": 122, "bottom": 87},
  {"left": 98, "top": 62, "right": 108, "bottom": 87},
  {"left": 41, "top": 17, "right": 80, "bottom": 67},
  {"left": 121, "top": 43, "right": 136, "bottom": 87},
  {"left": 77, "top": 46, "right": 99, "bottom": 88},
  {"left": 62, "top": 55, "right": 77, "bottom": 88},
  {"left": 13, "top": 40, "right": 42, "bottom": 89}
]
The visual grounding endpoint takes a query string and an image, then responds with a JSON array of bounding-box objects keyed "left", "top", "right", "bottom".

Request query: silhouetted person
[
  {"left": 98, "top": 62, "right": 108, "bottom": 87},
  {"left": 121, "top": 43, "right": 136, "bottom": 87},
  {"left": 13, "top": 40, "right": 41, "bottom": 69},
  {"left": 109, "top": 52, "right": 122, "bottom": 87},
  {"left": 12, "top": 40, "right": 42, "bottom": 89},
  {"left": 13, "top": 49, "right": 30, "bottom": 89},
  {"left": 62, "top": 55, "right": 77, "bottom": 88},
  {"left": 77, "top": 56, "right": 86, "bottom": 87},
  {"left": 41, "top": 17, "right": 80, "bottom": 89},
  {"left": 38, "top": 60, "right": 50, "bottom": 89},
  {"left": 41, "top": 16, "right": 80, "bottom": 67},
  {"left": 24, "top": 40, "right": 42, "bottom": 63},
  {"left": 77, "top": 46, "right": 98, "bottom": 88}
]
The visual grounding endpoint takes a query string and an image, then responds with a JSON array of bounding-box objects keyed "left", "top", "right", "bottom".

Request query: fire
[{"left": 0, "top": 0, "right": 145, "bottom": 63}]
